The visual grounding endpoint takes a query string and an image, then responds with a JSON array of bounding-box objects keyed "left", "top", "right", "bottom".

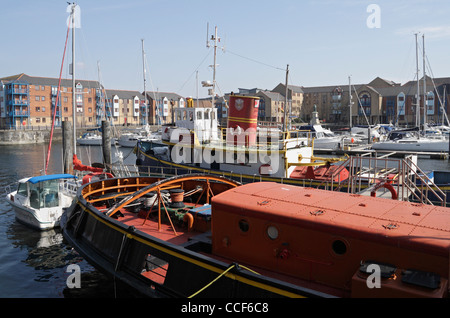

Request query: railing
[
  {"left": 107, "top": 152, "right": 447, "bottom": 207},
  {"left": 329, "top": 152, "right": 446, "bottom": 206}
]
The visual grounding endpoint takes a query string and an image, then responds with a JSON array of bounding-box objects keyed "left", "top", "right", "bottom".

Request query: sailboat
[
  {"left": 5, "top": 4, "right": 81, "bottom": 230},
  {"left": 372, "top": 34, "right": 449, "bottom": 153}
]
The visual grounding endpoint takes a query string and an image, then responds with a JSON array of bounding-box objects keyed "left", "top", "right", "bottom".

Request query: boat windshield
[{"left": 29, "top": 179, "right": 60, "bottom": 209}]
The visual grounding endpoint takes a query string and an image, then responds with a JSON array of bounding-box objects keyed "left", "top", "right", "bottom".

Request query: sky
[{"left": 1, "top": 0, "right": 450, "bottom": 98}]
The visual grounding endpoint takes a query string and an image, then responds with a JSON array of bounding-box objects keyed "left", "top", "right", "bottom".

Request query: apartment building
[
  {"left": 105, "top": 89, "right": 145, "bottom": 126},
  {"left": 300, "top": 76, "right": 450, "bottom": 126},
  {"left": 144, "top": 91, "right": 185, "bottom": 125},
  {"left": 0, "top": 73, "right": 101, "bottom": 129}
]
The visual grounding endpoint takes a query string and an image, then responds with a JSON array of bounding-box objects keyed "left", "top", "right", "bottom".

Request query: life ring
[
  {"left": 82, "top": 172, "right": 114, "bottom": 185},
  {"left": 183, "top": 212, "right": 194, "bottom": 231},
  {"left": 370, "top": 181, "right": 398, "bottom": 200}
]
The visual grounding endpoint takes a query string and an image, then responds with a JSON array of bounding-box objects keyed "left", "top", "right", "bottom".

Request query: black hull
[{"left": 62, "top": 187, "right": 329, "bottom": 298}]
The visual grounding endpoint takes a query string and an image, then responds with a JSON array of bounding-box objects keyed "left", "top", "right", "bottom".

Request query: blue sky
[{"left": 1, "top": 0, "right": 450, "bottom": 98}]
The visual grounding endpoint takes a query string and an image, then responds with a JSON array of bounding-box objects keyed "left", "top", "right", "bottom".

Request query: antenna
[{"left": 206, "top": 22, "right": 210, "bottom": 48}]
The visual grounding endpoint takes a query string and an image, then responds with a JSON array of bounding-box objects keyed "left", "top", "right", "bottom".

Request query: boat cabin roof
[
  {"left": 26, "top": 174, "right": 77, "bottom": 184},
  {"left": 211, "top": 182, "right": 450, "bottom": 255}
]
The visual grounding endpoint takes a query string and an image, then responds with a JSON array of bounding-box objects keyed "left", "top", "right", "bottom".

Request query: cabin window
[
  {"left": 197, "top": 111, "right": 202, "bottom": 119},
  {"left": 238, "top": 219, "right": 249, "bottom": 233},
  {"left": 332, "top": 239, "right": 347, "bottom": 255},
  {"left": 17, "top": 182, "right": 28, "bottom": 196},
  {"left": 267, "top": 226, "right": 278, "bottom": 240}
]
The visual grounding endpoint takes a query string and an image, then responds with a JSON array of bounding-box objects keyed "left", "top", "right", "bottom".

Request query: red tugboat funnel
[{"left": 226, "top": 95, "right": 260, "bottom": 147}]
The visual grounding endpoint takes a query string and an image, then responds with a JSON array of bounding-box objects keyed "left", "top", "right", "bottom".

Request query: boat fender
[
  {"left": 183, "top": 212, "right": 194, "bottom": 231},
  {"left": 370, "top": 181, "right": 398, "bottom": 200}
]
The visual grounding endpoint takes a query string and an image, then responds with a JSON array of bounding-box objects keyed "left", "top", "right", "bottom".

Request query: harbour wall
[{"left": 0, "top": 125, "right": 160, "bottom": 145}]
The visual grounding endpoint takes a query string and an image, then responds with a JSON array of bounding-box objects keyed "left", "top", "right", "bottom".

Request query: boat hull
[
  {"left": 6, "top": 193, "right": 60, "bottom": 230},
  {"left": 77, "top": 138, "right": 102, "bottom": 146},
  {"left": 372, "top": 139, "right": 449, "bottom": 152}
]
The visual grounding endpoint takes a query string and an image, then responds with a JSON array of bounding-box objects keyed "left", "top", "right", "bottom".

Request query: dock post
[
  {"left": 62, "top": 121, "right": 73, "bottom": 174},
  {"left": 102, "top": 120, "right": 112, "bottom": 171}
]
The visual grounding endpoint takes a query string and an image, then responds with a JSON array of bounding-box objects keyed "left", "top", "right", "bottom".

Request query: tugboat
[
  {"left": 136, "top": 94, "right": 349, "bottom": 187},
  {"left": 62, "top": 173, "right": 450, "bottom": 298}
]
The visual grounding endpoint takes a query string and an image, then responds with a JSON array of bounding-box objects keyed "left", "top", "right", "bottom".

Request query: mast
[
  {"left": 348, "top": 75, "right": 352, "bottom": 128},
  {"left": 283, "top": 64, "right": 289, "bottom": 135},
  {"left": 422, "top": 34, "right": 427, "bottom": 132},
  {"left": 212, "top": 26, "right": 218, "bottom": 110},
  {"left": 415, "top": 33, "right": 420, "bottom": 128},
  {"left": 71, "top": 3, "right": 76, "bottom": 155},
  {"left": 141, "top": 39, "right": 147, "bottom": 125}
]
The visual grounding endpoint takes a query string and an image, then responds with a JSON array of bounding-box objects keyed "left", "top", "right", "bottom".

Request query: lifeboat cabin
[{"left": 211, "top": 182, "right": 450, "bottom": 297}]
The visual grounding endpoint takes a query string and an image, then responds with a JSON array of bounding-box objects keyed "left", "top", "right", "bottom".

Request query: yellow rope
[{"left": 188, "top": 263, "right": 260, "bottom": 298}]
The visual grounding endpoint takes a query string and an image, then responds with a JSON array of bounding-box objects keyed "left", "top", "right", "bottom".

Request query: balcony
[
  {"left": 8, "top": 99, "right": 29, "bottom": 106},
  {"left": 9, "top": 110, "right": 30, "bottom": 117},
  {"left": 7, "top": 88, "right": 29, "bottom": 95}
]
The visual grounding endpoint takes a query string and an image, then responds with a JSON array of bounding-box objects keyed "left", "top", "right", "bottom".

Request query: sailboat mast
[
  {"left": 71, "top": 3, "right": 76, "bottom": 155},
  {"left": 283, "top": 64, "right": 289, "bottom": 134},
  {"left": 142, "top": 39, "right": 147, "bottom": 125},
  {"left": 415, "top": 33, "right": 420, "bottom": 128},
  {"left": 348, "top": 75, "right": 352, "bottom": 128},
  {"left": 422, "top": 34, "right": 426, "bottom": 132}
]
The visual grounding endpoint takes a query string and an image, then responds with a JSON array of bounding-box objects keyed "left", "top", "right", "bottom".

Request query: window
[
  {"left": 35, "top": 107, "right": 40, "bottom": 112},
  {"left": 64, "top": 107, "right": 68, "bottom": 112},
  {"left": 35, "top": 86, "right": 40, "bottom": 91},
  {"left": 17, "top": 182, "right": 28, "bottom": 196},
  {"left": 41, "top": 96, "right": 45, "bottom": 101},
  {"left": 42, "top": 118, "right": 46, "bottom": 123},
  {"left": 35, "top": 96, "right": 40, "bottom": 101}
]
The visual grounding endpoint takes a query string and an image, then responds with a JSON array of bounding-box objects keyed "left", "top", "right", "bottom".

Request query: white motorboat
[
  {"left": 77, "top": 131, "right": 117, "bottom": 146},
  {"left": 118, "top": 125, "right": 161, "bottom": 148},
  {"left": 5, "top": 174, "right": 79, "bottom": 230},
  {"left": 302, "top": 106, "right": 359, "bottom": 151},
  {"left": 77, "top": 132, "right": 102, "bottom": 146}
]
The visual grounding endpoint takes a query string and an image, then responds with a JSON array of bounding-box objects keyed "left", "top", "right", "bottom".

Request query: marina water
[
  {"left": 1, "top": 141, "right": 449, "bottom": 297},
  {"left": 0, "top": 141, "right": 137, "bottom": 297}
]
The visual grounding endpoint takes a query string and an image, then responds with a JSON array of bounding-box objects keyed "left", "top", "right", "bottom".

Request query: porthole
[
  {"left": 332, "top": 239, "right": 347, "bottom": 255},
  {"left": 267, "top": 226, "right": 279, "bottom": 240},
  {"left": 238, "top": 219, "right": 249, "bottom": 233}
]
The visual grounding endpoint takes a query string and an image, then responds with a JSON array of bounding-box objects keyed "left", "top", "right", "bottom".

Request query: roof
[
  {"left": 0, "top": 73, "right": 101, "bottom": 89},
  {"left": 27, "top": 174, "right": 77, "bottom": 184},
  {"left": 258, "top": 90, "right": 284, "bottom": 101},
  {"left": 105, "top": 89, "right": 144, "bottom": 100},
  {"left": 144, "top": 91, "right": 183, "bottom": 101}
]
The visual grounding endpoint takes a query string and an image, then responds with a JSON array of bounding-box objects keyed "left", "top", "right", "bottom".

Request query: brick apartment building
[{"left": 2, "top": 73, "right": 449, "bottom": 130}]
